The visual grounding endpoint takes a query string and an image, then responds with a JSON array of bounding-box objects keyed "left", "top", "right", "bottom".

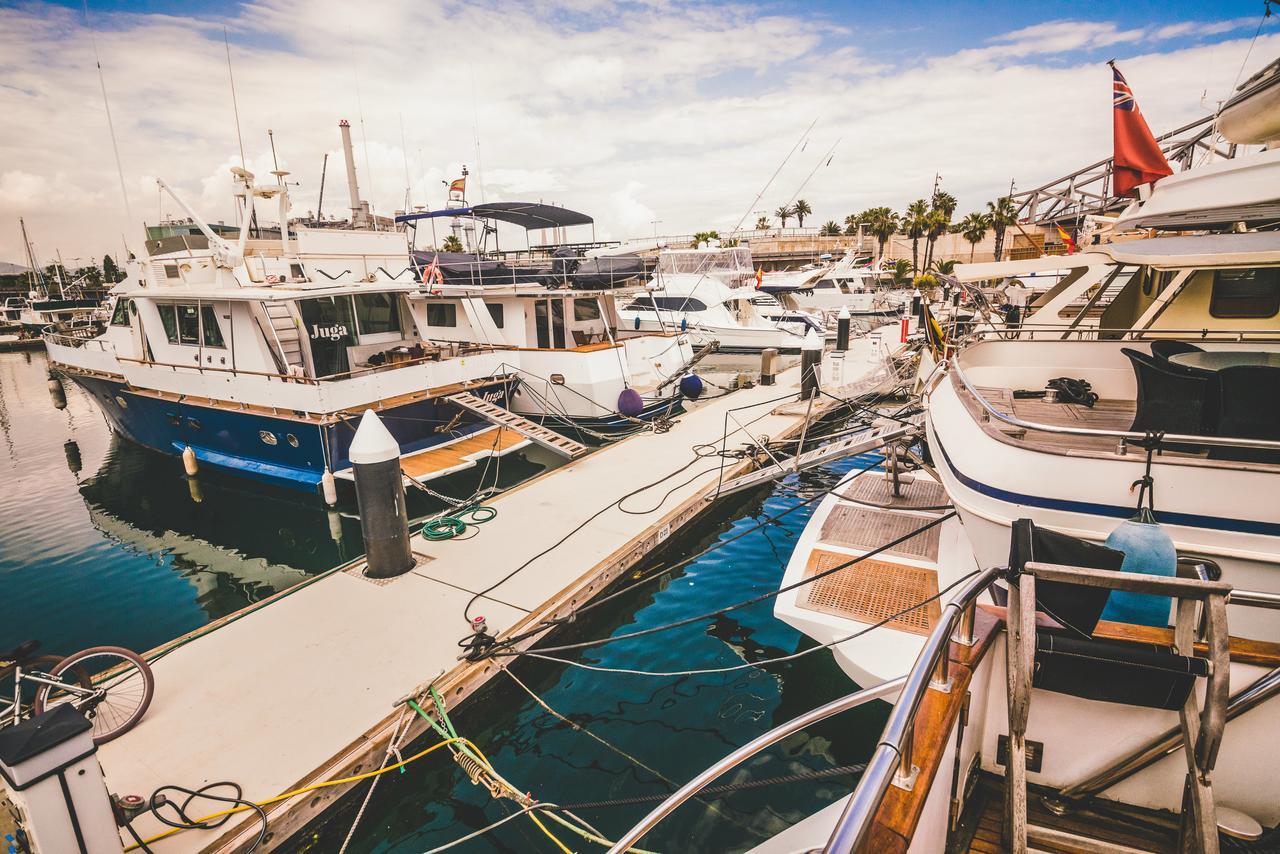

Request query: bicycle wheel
[{"left": 34, "top": 646, "right": 154, "bottom": 744}]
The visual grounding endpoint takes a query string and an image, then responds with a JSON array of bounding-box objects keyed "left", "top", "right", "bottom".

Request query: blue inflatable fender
[
  {"left": 678, "top": 374, "right": 704, "bottom": 399},
  {"left": 1100, "top": 509, "right": 1177, "bottom": 627}
]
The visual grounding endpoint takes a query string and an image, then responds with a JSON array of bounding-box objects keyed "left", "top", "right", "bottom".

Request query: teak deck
[{"left": 399, "top": 427, "right": 529, "bottom": 480}]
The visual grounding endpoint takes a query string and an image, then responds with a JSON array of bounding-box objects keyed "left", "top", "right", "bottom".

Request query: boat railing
[
  {"left": 605, "top": 677, "right": 908, "bottom": 853},
  {"left": 44, "top": 328, "right": 112, "bottom": 351},
  {"left": 115, "top": 343, "right": 507, "bottom": 386},
  {"left": 957, "top": 323, "right": 1280, "bottom": 344},
  {"left": 117, "top": 356, "right": 321, "bottom": 385},
  {"left": 948, "top": 344, "right": 1280, "bottom": 453},
  {"left": 607, "top": 566, "right": 1002, "bottom": 854},
  {"left": 823, "top": 566, "right": 1002, "bottom": 852}
]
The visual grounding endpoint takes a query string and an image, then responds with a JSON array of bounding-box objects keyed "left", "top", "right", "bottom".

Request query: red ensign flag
[{"left": 1111, "top": 63, "right": 1172, "bottom": 198}]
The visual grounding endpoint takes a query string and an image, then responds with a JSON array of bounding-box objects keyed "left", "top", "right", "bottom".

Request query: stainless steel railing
[
  {"left": 605, "top": 677, "right": 907, "bottom": 853},
  {"left": 950, "top": 347, "right": 1280, "bottom": 452},
  {"left": 823, "top": 566, "right": 1001, "bottom": 852}
]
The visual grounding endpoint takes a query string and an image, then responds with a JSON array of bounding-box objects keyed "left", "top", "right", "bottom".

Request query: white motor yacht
[
  {"left": 617, "top": 245, "right": 812, "bottom": 352},
  {"left": 45, "top": 167, "right": 533, "bottom": 497}
]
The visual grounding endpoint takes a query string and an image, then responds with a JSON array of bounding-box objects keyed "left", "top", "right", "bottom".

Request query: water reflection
[{"left": 0, "top": 350, "right": 546, "bottom": 655}]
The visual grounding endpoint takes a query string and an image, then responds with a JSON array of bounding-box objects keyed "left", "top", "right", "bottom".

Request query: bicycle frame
[{"left": 2, "top": 662, "right": 101, "bottom": 727}]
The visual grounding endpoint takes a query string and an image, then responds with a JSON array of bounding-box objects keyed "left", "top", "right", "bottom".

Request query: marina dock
[{"left": 96, "top": 335, "right": 901, "bottom": 851}]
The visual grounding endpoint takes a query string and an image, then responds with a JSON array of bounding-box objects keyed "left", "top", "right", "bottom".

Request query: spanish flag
[
  {"left": 1056, "top": 224, "right": 1077, "bottom": 254},
  {"left": 449, "top": 177, "right": 466, "bottom": 197}
]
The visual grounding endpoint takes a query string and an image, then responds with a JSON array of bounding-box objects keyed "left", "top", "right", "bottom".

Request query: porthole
[
  {"left": 166, "top": 414, "right": 181, "bottom": 426},
  {"left": 115, "top": 395, "right": 128, "bottom": 409},
  {"left": 187, "top": 418, "right": 202, "bottom": 431},
  {"left": 259, "top": 431, "right": 278, "bottom": 446},
  {"left": 286, "top": 434, "right": 299, "bottom": 448},
  {"left": 550, "top": 374, "right": 566, "bottom": 385}
]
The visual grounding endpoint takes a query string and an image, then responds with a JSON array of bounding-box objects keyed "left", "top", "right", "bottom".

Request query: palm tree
[
  {"left": 933, "top": 259, "right": 957, "bottom": 275},
  {"left": 890, "top": 258, "right": 912, "bottom": 285},
  {"left": 819, "top": 220, "right": 842, "bottom": 236},
  {"left": 793, "top": 199, "right": 813, "bottom": 228},
  {"left": 690, "top": 230, "right": 720, "bottom": 248},
  {"left": 956, "top": 212, "right": 990, "bottom": 261},
  {"left": 843, "top": 213, "right": 860, "bottom": 236},
  {"left": 440, "top": 235, "right": 463, "bottom": 252},
  {"left": 774, "top": 205, "right": 795, "bottom": 227},
  {"left": 986, "top": 196, "right": 1018, "bottom": 261},
  {"left": 864, "top": 207, "right": 899, "bottom": 259},
  {"left": 903, "top": 199, "right": 929, "bottom": 272},
  {"left": 923, "top": 208, "right": 950, "bottom": 272},
  {"left": 931, "top": 190, "right": 958, "bottom": 220},
  {"left": 755, "top": 216, "right": 769, "bottom": 230}
]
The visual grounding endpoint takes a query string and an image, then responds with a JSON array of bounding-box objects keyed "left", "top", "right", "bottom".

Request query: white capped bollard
[
  {"left": 349, "top": 410, "right": 413, "bottom": 579},
  {"left": 835, "top": 306, "right": 851, "bottom": 352},
  {"left": 800, "top": 328, "right": 823, "bottom": 400},
  {"left": 0, "top": 705, "right": 124, "bottom": 854}
]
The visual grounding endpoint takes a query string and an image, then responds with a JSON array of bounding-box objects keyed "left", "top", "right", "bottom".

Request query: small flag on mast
[
  {"left": 448, "top": 177, "right": 466, "bottom": 202},
  {"left": 1110, "top": 62, "right": 1173, "bottom": 198}
]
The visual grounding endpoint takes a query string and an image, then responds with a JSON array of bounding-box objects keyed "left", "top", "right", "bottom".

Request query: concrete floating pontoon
[{"left": 95, "top": 327, "right": 906, "bottom": 852}]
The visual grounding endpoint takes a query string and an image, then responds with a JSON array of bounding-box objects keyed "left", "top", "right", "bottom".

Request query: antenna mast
[
  {"left": 84, "top": 1, "right": 134, "bottom": 243},
  {"left": 224, "top": 27, "right": 246, "bottom": 171},
  {"left": 316, "top": 153, "right": 329, "bottom": 222}
]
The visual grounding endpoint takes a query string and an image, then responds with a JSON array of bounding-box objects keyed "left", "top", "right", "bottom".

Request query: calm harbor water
[
  {"left": 296, "top": 454, "right": 886, "bottom": 853},
  {"left": 1, "top": 347, "right": 883, "bottom": 853}
]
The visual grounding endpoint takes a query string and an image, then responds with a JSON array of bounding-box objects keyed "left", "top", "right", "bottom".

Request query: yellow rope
[{"left": 122, "top": 735, "right": 468, "bottom": 851}]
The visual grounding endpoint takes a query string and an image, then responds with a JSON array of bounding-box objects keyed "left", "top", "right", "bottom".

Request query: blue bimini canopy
[{"left": 395, "top": 201, "right": 594, "bottom": 230}]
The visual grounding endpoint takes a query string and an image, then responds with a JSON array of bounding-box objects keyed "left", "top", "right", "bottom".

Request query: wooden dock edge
[{"left": 201, "top": 387, "right": 863, "bottom": 853}]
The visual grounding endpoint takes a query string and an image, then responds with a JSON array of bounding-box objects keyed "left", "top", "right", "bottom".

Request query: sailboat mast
[{"left": 18, "top": 217, "right": 44, "bottom": 297}]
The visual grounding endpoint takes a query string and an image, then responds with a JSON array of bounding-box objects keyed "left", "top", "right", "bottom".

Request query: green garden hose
[{"left": 421, "top": 503, "right": 497, "bottom": 541}]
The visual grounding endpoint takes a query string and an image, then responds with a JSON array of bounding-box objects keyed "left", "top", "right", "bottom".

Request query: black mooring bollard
[
  {"left": 350, "top": 409, "right": 414, "bottom": 579},
  {"left": 835, "top": 306, "right": 851, "bottom": 352},
  {"left": 800, "top": 329, "right": 823, "bottom": 400}
]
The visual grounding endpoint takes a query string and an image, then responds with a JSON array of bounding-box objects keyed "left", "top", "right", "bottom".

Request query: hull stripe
[{"left": 933, "top": 436, "right": 1280, "bottom": 538}]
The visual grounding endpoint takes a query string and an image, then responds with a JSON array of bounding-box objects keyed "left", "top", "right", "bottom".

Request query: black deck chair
[
  {"left": 1006, "top": 519, "right": 1206, "bottom": 710},
  {"left": 1208, "top": 365, "right": 1280, "bottom": 464},
  {"left": 1148, "top": 340, "right": 1203, "bottom": 362},
  {"left": 1121, "top": 347, "right": 1218, "bottom": 445}
]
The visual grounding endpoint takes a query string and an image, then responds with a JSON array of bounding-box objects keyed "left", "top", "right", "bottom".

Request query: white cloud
[{"left": 0, "top": 2, "right": 1276, "bottom": 263}]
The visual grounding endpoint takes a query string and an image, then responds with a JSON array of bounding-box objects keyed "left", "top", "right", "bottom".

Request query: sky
[{"left": 1, "top": 0, "right": 1278, "bottom": 266}]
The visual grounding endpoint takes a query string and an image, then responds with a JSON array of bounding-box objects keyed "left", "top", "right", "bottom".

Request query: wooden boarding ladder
[
  {"left": 262, "top": 301, "right": 306, "bottom": 372},
  {"left": 447, "top": 392, "right": 588, "bottom": 460}
]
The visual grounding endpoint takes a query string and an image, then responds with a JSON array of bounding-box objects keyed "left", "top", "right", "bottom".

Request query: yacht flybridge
[
  {"left": 45, "top": 168, "right": 521, "bottom": 495},
  {"left": 396, "top": 204, "right": 696, "bottom": 434}
]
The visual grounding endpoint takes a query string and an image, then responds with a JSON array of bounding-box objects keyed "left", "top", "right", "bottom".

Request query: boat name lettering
[{"left": 310, "top": 323, "right": 350, "bottom": 341}]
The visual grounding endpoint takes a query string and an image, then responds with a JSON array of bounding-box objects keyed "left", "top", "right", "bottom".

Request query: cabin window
[
  {"left": 298, "top": 296, "right": 357, "bottom": 377},
  {"left": 652, "top": 296, "right": 708, "bottom": 312},
  {"left": 426, "top": 303, "right": 457, "bottom": 327},
  {"left": 157, "top": 305, "right": 179, "bottom": 343},
  {"left": 573, "top": 298, "right": 601, "bottom": 322},
  {"left": 177, "top": 305, "right": 201, "bottom": 345},
  {"left": 624, "top": 297, "right": 655, "bottom": 312},
  {"left": 354, "top": 292, "right": 401, "bottom": 335},
  {"left": 164, "top": 264, "right": 180, "bottom": 280},
  {"left": 1209, "top": 268, "right": 1280, "bottom": 319},
  {"left": 485, "top": 302, "right": 504, "bottom": 328},
  {"left": 200, "top": 306, "right": 225, "bottom": 347},
  {"left": 110, "top": 299, "right": 131, "bottom": 327},
  {"left": 813, "top": 279, "right": 836, "bottom": 289},
  {"left": 290, "top": 263, "right": 305, "bottom": 280},
  {"left": 534, "top": 298, "right": 565, "bottom": 349}
]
